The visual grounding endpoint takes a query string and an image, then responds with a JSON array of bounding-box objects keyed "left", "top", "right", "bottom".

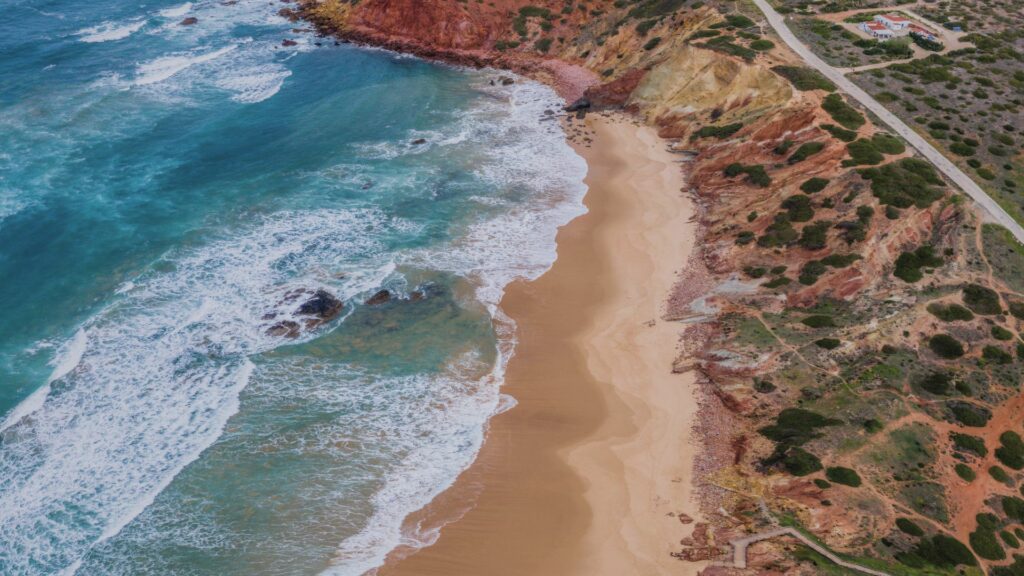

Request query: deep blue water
[{"left": 0, "top": 0, "right": 587, "bottom": 573}]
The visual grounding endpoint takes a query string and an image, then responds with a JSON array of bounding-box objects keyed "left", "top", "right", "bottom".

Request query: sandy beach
[{"left": 379, "top": 114, "right": 704, "bottom": 576}]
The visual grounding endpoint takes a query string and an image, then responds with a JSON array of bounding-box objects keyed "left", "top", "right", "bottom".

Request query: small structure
[
  {"left": 908, "top": 23, "right": 938, "bottom": 41},
  {"left": 860, "top": 21, "right": 896, "bottom": 40},
  {"left": 875, "top": 13, "right": 911, "bottom": 30}
]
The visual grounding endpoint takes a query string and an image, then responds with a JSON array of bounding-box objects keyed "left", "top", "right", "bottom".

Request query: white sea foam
[
  {"left": 319, "top": 75, "right": 588, "bottom": 576},
  {"left": 214, "top": 67, "right": 291, "bottom": 103},
  {"left": 133, "top": 45, "right": 237, "bottom": 86},
  {"left": 158, "top": 2, "right": 192, "bottom": 18},
  {"left": 0, "top": 209, "right": 406, "bottom": 573},
  {"left": 75, "top": 19, "right": 146, "bottom": 43}
]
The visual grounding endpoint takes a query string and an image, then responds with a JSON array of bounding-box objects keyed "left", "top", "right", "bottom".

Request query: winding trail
[
  {"left": 730, "top": 528, "right": 891, "bottom": 575},
  {"left": 749, "top": 0, "right": 1024, "bottom": 245}
]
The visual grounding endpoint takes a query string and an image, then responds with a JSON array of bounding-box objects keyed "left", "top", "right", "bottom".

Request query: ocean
[{"left": 0, "top": 0, "right": 587, "bottom": 573}]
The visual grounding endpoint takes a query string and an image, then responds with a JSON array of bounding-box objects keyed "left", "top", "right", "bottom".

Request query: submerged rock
[
  {"left": 499, "top": 76, "right": 515, "bottom": 86},
  {"left": 365, "top": 289, "right": 391, "bottom": 306},
  {"left": 179, "top": 17, "right": 198, "bottom": 25},
  {"left": 266, "top": 320, "right": 300, "bottom": 338},
  {"left": 282, "top": 39, "right": 298, "bottom": 47},
  {"left": 411, "top": 138, "right": 427, "bottom": 145},
  {"left": 296, "top": 289, "right": 344, "bottom": 320}
]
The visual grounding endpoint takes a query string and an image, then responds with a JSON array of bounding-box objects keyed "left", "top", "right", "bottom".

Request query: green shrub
[
  {"left": 533, "top": 38, "right": 552, "bottom": 53},
  {"left": 802, "top": 315, "right": 835, "bottom": 328},
  {"left": 1001, "top": 531, "right": 1020, "bottom": 549},
  {"left": 800, "top": 177, "right": 829, "bottom": 193},
  {"left": 952, "top": 432, "right": 988, "bottom": 457},
  {"left": 871, "top": 132, "right": 906, "bottom": 154},
  {"left": 996, "top": 431, "right": 1024, "bottom": 470},
  {"left": 750, "top": 39, "right": 774, "bottom": 51},
  {"left": 693, "top": 122, "right": 743, "bottom": 139},
  {"left": 1003, "top": 496, "right": 1024, "bottom": 522},
  {"left": 844, "top": 139, "right": 885, "bottom": 166},
  {"left": 822, "top": 93, "right": 865, "bottom": 130},
  {"left": 971, "top": 528, "right": 1006, "bottom": 561},
  {"left": 860, "top": 158, "right": 946, "bottom": 209},
  {"left": 642, "top": 36, "right": 661, "bottom": 50},
  {"left": 963, "top": 284, "right": 1002, "bottom": 315},
  {"left": 772, "top": 65, "right": 835, "bottom": 91},
  {"left": 763, "top": 276, "right": 791, "bottom": 288},
  {"left": 782, "top": 194, "right": 815, "bottom": 222},
  {"left": 814, "top": 478, "right": 831, "bottom": 489},
  {"left": 723, "top": 163, "right": 771, "bottom": 187},
  {"left": 825, "top": 466, "right": 862, "bottom": 487},
  {"left": 798, "top": 221, "right": 831, "bottom": 251},
  {"left": 758, "top": 213, "right": 797, "bottom": 248},
  {"left": 696, "top": 35, "right": 755, "bottom": 61},
  {"left": 780, "top": 446, "right": 823, "bottom": 476},
  {"left": 993, "top": 326, "right": 1014, "bottom": 341},
  {"left": 821, "top": 123, "right": 858, "bottom": 142},
  {"left": 759, "top": 408, "right": 841, "bottom": 446},
  {"left": 991, "top": 465, "right": 1012, "bottom": 483},
  {"left": 815, "top": 338, "right": 841, "bottom": 350},
  {"left": 955, "top": 463, "right": 977, "bottom": 481},
  {"left": 897, "top": 518, "right": 924, "bottom": 537},
  {"left": 905, "top": 534, "right": 977, "bottom": 567},
  {"left": 788, "top": 142, "right": 826, "bottom": 164},
  {"left": 918, "top": 371, "right": 953, "bottom": 395},
  {"left": 949, "top": 401, "right": 992, "bottom": 427},
  {"left": 983, "top": 345, "right": 1013, "bottom": 364},
  {"left": 929, "top": 334, "right": 964, "bottom": 358},
  {"left": 894, "top": 245, "right": 943, "bottom": 282},
  {"left": 1009, "top": 301, "right": 1024, "bottom": 320},
  {"left": 927, "top": 302, "right": 974, "bottom": 322}
]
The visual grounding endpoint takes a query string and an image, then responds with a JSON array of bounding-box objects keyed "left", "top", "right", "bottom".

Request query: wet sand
[{"left": 379, "top": 114, "right": 703, "bottom": 576}]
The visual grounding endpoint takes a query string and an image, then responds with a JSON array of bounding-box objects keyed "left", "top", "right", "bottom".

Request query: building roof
[{"left": 865, "top": 22, "right": 888, "bottom": 30}]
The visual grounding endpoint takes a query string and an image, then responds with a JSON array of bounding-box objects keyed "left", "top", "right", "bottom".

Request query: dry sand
[{"left": 379, "top": 114, "right": 704, "bottom": 576}]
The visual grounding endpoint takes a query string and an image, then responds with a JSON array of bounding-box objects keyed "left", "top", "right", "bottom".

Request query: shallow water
[{"left": 0, "top": 0, "right": 587, "bottom": 573}]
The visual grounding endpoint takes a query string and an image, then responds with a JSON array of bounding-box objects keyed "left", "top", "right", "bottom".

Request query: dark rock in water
[
  {"left": 314, "top": 42, "right": 322, "bottom": 46},
  {"left": 575, "top": 109, "right": 587, "bottom": 120},
  {"left": 297, "top": 289, "right": 344, "bottom": 320},
  {"left": 282, "top": 39, "right": 298, "bottom": 47},
  {"left": 565, "top": 97, "right": 591, "bottom": 112},
  {"left": 544, "top": 109, "right": 555, "bottom": 116},
  {"left": 179, "top": 17, "right": 198, "bottom": 25},
  {"left": 267, "top": 320, "right": 300, "bottom": 338},
  {"left": 411, "top": 138, "right": 427, "bottom": 145},
  {"left": 409, "top": 290, "right": 425, "bottom": 302},
  {"left": 365, "top": 289, "right": 391, "bottom": 306},
  {"left": 499, "top": 76, "right": 515, "bottom": 86},
  {"left": 277, "top": 7, "right": 297, "bottom": 20},
  {"left": 361, "top": 181, "right": 374, "bottom": 189}
]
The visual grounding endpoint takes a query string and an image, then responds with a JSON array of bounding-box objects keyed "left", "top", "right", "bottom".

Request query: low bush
[
  {"left": 800, "top": 177, "right": 830, "bottom": 193},
  {"left": 952, "top": 432, "right": 988, "bottom": 457},
  {"left": 927, "top": 302, "right": 974, "bottom": 322},
  {"left": 897, "top": 518, "right": 924, "bottom": 537},
  {"left": 780, "top": 446, "right": 823, "bottom": 476},
  {"left": 758, "top": 213, "right": 797, "bottom": 248},
  {"left": 821, "top": 123, "right": 858, "bottom": 142},
  {"left": 788, "top": 142, "right": 826, "bottom": 164},
  {"left": 844, "top": 139, "right": 885, "bottom": 166},
  {"left": 799, "top": 221, "right": 831, "bottom": 250},
  {"left": 996, "top": 431, "right": 1024, "bottom": 470},
  {"left": 825, "top": 466, "right": 862, "bottom": 487},
  {"left": 802, "top": 315, "right": 835, "bottom": 328},
  {"left": 724, "top": 163, "right": 771, "bottom": 187},
  {"left": 815, "top": 338, "right": 841, "bottom": 349},
  {"left": 693, "top": 122, "right": 743, "bottom": 139},
  {"left": 860, "top": 158, "right": 946, "bottom": 209},
  {"left": 759, "top": 408, "right": 841, "bottom": 446},
  {"left": 782, "top": 194, "right": 814, "bottom": 222},
  {"left": 902, "top": 534, "right": 977, "bottom": 568},
  {"left": 963, "top": 284, "right": 1002, "bottom": 315},
  {"left": 955, "top": 463, "right": 977, "bottom": 481},
  {"left": 983, "top": 345, "right": 1013, "bottom": 364},
  {"left": 930, "top": 334, "right": 964, "bottom": 358},
  {"left": 971, "top": 528, "right": 1006, "bottom": 561},
  {"left": 822, "top": 93, "right": 865, "bottom": 130},
  {"left": 918, "top": 371, "right": 953, "bottom": 395},
  {"left": 894, "top": 246, "right": 944, "bottom": 282},
  {"left": 949, "top": 401, "right": 992, "bottom": 427},
  {"left": 772, "top": 65, "right": 836, "bottom": 91},
  {"left": 750, "top": 39, "right": 774, "bottom": 51},
  {"left": 871, "top": 132, "right": 906, "bottom": 154},
  {"left": 993, "top": 326, "right": 1014, "bottom": 341},
  {"left": 1004, "top": 496, "right": 1024, "bottom": 522}
]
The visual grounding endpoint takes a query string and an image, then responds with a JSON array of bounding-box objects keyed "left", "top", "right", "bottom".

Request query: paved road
[
  {"left": 750, "top": 0, "right": 1024, "bottom": 245},
  {"left": 730, "top": 527, "right": 891, "bottom": 575}
]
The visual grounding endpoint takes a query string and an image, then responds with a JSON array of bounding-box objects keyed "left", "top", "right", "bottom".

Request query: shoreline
[{"left": 377, "top": 113, "right": 705, "bottom": 575}]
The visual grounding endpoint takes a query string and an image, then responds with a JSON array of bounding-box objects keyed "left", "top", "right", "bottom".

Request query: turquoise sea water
[{"left": 0, "top": 0, "right": 587, "bottom": 573}]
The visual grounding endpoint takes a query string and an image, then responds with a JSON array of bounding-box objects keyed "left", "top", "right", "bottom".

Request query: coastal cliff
[{"left": 297, "top": 1, "right": 1024, "bottom": 574}]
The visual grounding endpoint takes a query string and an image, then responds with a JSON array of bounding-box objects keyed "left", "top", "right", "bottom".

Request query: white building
[
  {"left": 860, "top": 21, "right": 896, "bottom": 40},
  {"left": 875, "top": 13, "right": 911, "bottom": 30}
]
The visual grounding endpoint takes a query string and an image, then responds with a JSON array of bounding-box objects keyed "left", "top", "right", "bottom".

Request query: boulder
[
  {"left": 296, "top": 289, "right": 344, "bottom": 320},
  {"left": 180, "top": 17, "right": 198, "bottom": 25},
  {"left": 266, "top": 320, "right": 300, "bottom": 338},
  {"left": 564, "top": 97, "right": 591, "bottom": 112},
  {"left": 411, "top": 138, "right": 427, "bottom": 145},
  {"left": 365, "top": 289, "right": 391, "bottom": 306},
  {"left": 499, "top": 76, "right": 515, "bottom": 86},
  {"left": 282, "top": 39, "right": 298, "bottom": 47}
]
